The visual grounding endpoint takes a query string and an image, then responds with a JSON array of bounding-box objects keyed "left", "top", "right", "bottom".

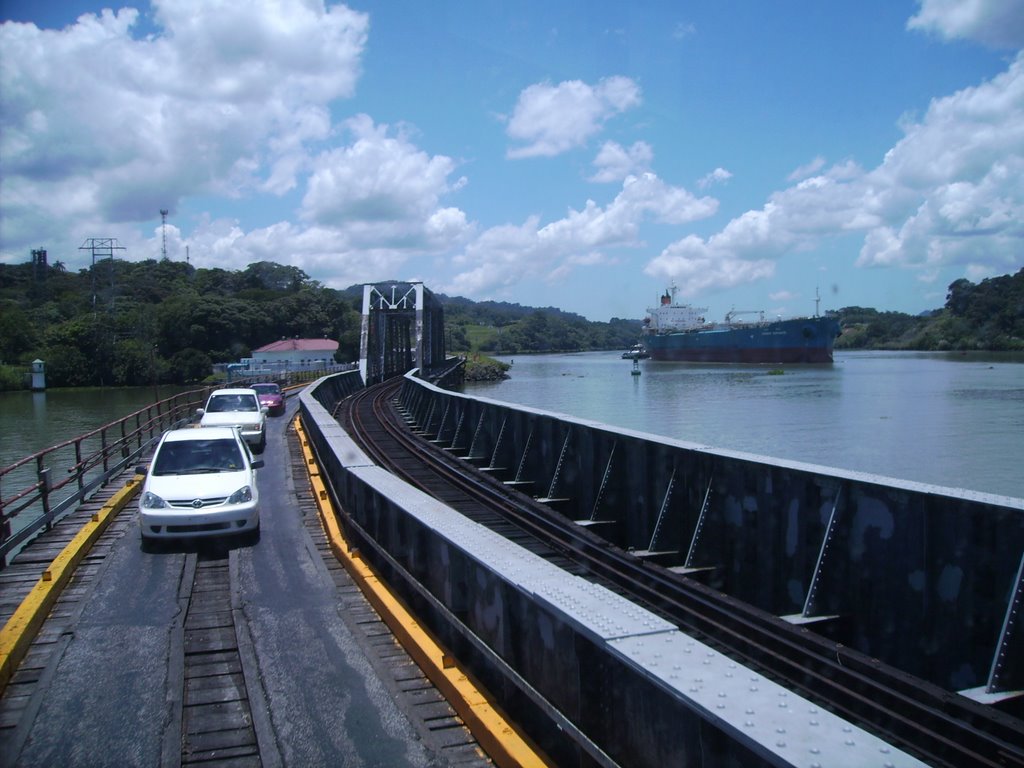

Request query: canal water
[
  {"left": 0, "top": 385, "right": 197, "bottom": 537},
  {"left": 0, "top": 385, "right": 196, "bottom": 471},
  {"left": 465, "top": 350, "right": 1024, "bottom": 500},
  {"left": 3, "top": 351, "right": 1022, "bottom": 500}
]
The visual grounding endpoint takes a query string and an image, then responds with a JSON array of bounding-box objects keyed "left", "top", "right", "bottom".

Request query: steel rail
[{"left": 338, "top": 378, "right": 1024, "bottom": 768}]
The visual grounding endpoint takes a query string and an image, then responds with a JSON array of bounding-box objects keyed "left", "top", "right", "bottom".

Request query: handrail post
[
  {"left": 101, "top": 428, "right": 110, "bottom": 473},
  {"left": 38, "top": 463, "right": 52, "bottom": 531},
  {"left": 73, "top": 439, "right": 84, "bottom": 495},
  {"left": 0, "top": 497, "right": 9, "bottom": 569}
]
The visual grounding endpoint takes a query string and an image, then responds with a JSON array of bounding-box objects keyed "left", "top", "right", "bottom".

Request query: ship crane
[{"left": 724, "top": 309, "right": 766, "bottom": 324}]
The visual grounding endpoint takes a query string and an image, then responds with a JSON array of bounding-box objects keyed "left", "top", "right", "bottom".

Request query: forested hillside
[
  {"left": 1, "top": 259, "right": 362, "bottom": 388},
  {"left": 0, "top": 259, "right": 637, "bottom": 388},
  {"left": 834, "top": 269, "right": 1024, "bottom": 351},
  {"left": 1, "top": 257, "right": 1021, "bottom": 390}
]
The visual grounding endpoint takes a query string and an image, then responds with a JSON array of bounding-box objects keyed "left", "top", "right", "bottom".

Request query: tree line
[
  {"left": 1, "top": 259, "right": 362, "bottom": 389},
  {"left": 1, "top": 258, "right": 1021, "bottom": 390},
  {"left": 834, "top": 269, "right": 1024, "bottom": 351},
  {"left": 437, "top": 269, "right": 1024, "bottom": 356}
]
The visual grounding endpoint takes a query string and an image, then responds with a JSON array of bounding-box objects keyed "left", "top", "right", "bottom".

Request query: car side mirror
[
  {"left": 251, "top": 459, "right": 265, "bottom": 469},
  {"left": 261, "top": 406, "right": 269, "bottom": 414},
  {"left": 135, "top": 464, "right": 148, "bottom": 475},
  {"left": 196, "top": 408, "right": 205, "bottom": 416}
]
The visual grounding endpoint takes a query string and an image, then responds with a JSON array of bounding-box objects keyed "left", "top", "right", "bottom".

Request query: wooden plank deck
[{"left": 0, "top": 476, "right": 136, "bottom": 628}]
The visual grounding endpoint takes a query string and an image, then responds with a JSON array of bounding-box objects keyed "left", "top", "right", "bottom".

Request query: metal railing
[
  {"left": 226, "top": 361, "right": 356, "bottom": 386},
  {"left": 0, "top": 387, "right": 213, "bottom": 568},
  {"left": 0, "top": 364, "right": 354, "bottom": 568}
]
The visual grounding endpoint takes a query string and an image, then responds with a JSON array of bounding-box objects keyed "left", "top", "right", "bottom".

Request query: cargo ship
[{"left": 641, "top": 286, "right": 841, "bottom": 363}]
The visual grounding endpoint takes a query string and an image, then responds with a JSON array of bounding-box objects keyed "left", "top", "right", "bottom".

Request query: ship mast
[{"left": 815, "top": 286, "right": 821, "bottom": 318}]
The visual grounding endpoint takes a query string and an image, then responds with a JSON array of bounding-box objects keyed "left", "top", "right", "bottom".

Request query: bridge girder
[{"left": 359, "top": 282, "right": 446, "bottom": 385}]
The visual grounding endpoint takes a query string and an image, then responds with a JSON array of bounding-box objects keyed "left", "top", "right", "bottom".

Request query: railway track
[
  {"left": 337, "top": 377, "right": 1024, "bottom": 768},
  {"left": 176, "top": 549, "right": 279, "bottom": 767}
]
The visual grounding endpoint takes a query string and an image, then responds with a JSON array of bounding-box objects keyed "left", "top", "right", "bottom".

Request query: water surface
[{"left": 465, "top": 351, "right": 1024, "bottom": 499}]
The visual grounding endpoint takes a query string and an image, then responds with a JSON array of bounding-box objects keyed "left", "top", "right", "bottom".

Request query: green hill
[
  {"left": 1, "top": 258, "right": 1021, "bottom": 390},
  {"left": 833, "top": 269, "right": 1024, "bottom": 351}
]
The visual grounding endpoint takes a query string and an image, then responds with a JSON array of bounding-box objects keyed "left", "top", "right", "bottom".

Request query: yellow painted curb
[
  {"left": 295, "top": 417, "right": 552, "bottom": 768},
  {"left": 0, "top": 477, "right": 142, "bottom": 694}
]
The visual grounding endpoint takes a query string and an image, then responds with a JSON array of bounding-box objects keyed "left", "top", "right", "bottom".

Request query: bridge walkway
[{"left": 0, "top": 397, "right": 495, "bottom": 768}]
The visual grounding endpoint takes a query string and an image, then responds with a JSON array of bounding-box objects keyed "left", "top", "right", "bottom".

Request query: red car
[{"left": 251, "top": 382, "right": 285, "bottom": 416}]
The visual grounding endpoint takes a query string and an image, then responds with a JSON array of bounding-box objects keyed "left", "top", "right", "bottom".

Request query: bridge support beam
[
  {"left": 395, "top": 372, "right": 1024, "bottom": 702},
  {"left": 298, "top": 373, "right": 938, "bottom": 767},
  {"left": 359, "top": 282, "right": 447, "bottom": 385}
]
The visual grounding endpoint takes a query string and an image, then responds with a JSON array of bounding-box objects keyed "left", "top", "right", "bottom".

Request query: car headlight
[
  {"left": 141, "top": 491, "right": 168, "bottom": 509},
  {"left": 228, "top": 485, "right": 253, "bottom": 504}
]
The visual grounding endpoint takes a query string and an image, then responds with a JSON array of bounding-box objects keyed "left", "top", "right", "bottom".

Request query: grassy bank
[{"left": 463, "top": 355, "right": 510, "bottom": 382}]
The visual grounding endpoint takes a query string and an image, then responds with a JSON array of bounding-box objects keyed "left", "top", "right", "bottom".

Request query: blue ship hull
[{"left": 644, "top": 316, "right": 841, "bottom": 363}]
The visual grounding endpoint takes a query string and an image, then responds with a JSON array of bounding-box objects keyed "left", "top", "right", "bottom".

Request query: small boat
[{"left": 622, "top": 343, "right": 649, "bottom": 360}]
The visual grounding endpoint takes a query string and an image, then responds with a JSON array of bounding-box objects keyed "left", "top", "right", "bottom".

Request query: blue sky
[{"left": 1, "top": 1, "right": 1022, "bottom": 322}]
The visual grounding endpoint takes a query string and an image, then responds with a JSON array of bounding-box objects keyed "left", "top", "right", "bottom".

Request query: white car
[
  {"left": 137, "top": 427, "right": 262, "bottom": 547},
  {"left": 197, "top": 388, "right": 268, "bottom": 453}
]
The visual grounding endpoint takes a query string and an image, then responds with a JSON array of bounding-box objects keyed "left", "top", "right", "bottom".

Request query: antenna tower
[{"left": 160, "top": 209, "right": 169, "bottom": 260}]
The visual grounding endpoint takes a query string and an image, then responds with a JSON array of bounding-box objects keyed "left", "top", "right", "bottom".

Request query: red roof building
[
  {"left": 251, "top": 338, "right": 339, "bottom": 367},
  {"left": 253, "top": 338, "right": 339, "bottom": 354}
]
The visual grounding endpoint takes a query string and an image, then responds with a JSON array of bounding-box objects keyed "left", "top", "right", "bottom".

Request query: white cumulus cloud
[
  {"left": 645, "top": 51, "right": 1024, "bottom": 298},
  {"left": 302, "top": 116, "right": 464, "bottom": 228},
  {"left": 0, "top": 0, "right": 368, "bottom": 263},
  {"left": 787, "top": 157, "right": 827, "bottom": 182},
  {"left": 646, "top": 235, "right": 776, "bottom": 297},
  {"left": 907, "top": 0, "right": 1024, "bottom": 49},
  {"left": 590, "top": 141, "right": 653, "bottom": 182},
  {"left": 506, "top": 76, "right": 642, "bottom": 159},
  {"left": 698, "top": 167, "right": 734, "bottom": 189},
  {"left": 445, "top": 172, "right": 716, "bottom": 297}
]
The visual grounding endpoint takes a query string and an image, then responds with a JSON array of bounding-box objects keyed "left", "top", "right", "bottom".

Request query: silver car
[
  {"left": 197, "top": 388, "right": 268, "bottom": 453},
  {"left": 137, "top": 426, "right": 262, "bottom": 548}
]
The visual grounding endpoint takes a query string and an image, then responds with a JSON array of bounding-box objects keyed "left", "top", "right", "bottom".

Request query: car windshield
[
  {"left": 153, "top": 438, "right": 245, "bottom": 475},
  {"left": 252, "top": 384, "right": 280, "bottom": 395},
  {"left": 207, "top": 394, "right": 258, "bottom": 412}
]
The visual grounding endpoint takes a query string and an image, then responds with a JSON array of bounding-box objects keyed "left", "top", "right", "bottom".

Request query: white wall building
[{"left": 247, "top": 338, "right": 339, "bottom": 370}]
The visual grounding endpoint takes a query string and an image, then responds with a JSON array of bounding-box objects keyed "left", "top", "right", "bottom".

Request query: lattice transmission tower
[
  {"left": 160, "top": 209, "right": 169, "bottom": 260},
  {"left": 79, "top": 238, "right": 125, "bottom": 312}
]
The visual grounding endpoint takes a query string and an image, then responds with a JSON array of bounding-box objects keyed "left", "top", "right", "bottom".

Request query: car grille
[
  {"left": 167, "top": 496, "right": 229, "bottom": 509},
  {"left": 166, "top": 522, "right": 233, "bottom": 533}
]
